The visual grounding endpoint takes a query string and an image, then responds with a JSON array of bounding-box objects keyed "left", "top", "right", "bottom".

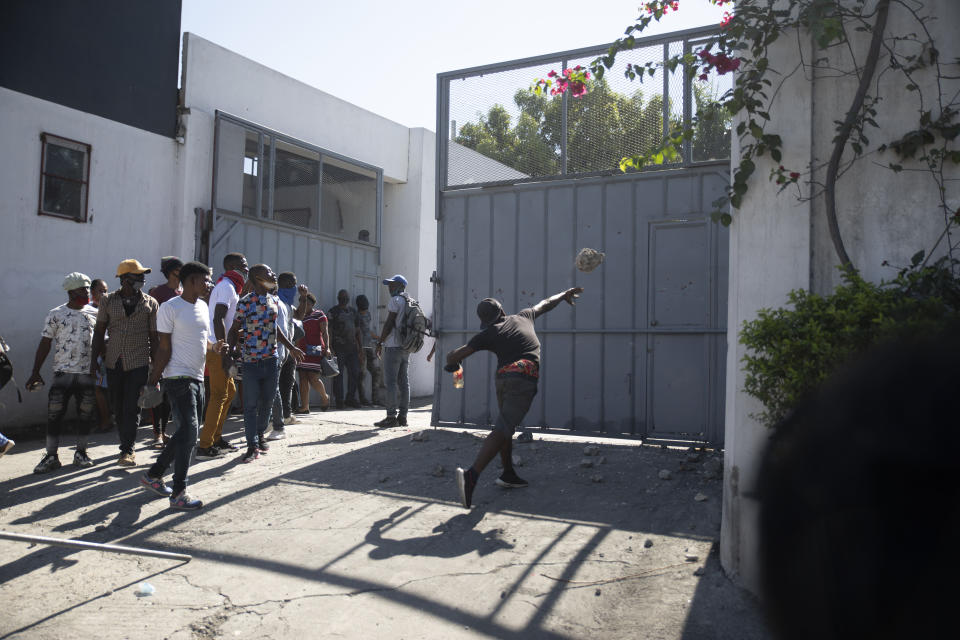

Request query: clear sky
[{"left": 181, "top": 0, "right": 726, "bottom": 131}]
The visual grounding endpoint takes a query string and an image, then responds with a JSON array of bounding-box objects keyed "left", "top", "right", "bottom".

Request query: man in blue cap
[{"left": 374, "top": 274, "right": 411, "bottom": 428}]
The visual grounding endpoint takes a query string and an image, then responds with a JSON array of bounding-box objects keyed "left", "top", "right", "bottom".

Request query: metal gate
[{"left": 432, "top": 28, "right": 730, "bottom": 445}]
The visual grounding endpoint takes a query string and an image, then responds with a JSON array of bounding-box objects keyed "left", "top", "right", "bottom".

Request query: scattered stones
[
  {"left": 658, "top": 469, "right": 672, "bottom": 480},
  {"left": 591, "top": 474, "right": 604, "bottom": 483},
  {"left": 379, "top": 475, "right": 390, "bottom": 483},
  {"left": 512, "top": 455, "right": 523, "bottom": 467},
  {"left": 597, "top": 456, "right": 606, "bottom": 465},
  {"left": 693, "top": 566, "right": 706, "bottom": 577},
  {"left": 500, "top": 591, "right": 507, "bottom": 599},
  {"left": 694, "top": 492, "right": 708, "bottom": 502},
  {"left": 644, "top": 538, "right": 654, "bottom": 548},
  {"left": 580, "top": 458, "right": 594, "bottom": 468},
  {"left": 594, "top": 588, "right": 602, "bottom": 596},
  {"left": 431, "top": 465, "right": 445, "bottom": 477},
  {"left": 687, "top": 453, "right": 701, "bottom": 462},
  {"left": 410, "top": 431, "right": 429, "bottom": 442},
  {"left": 583, "top": 445, "right": 601, "bottom": 456},
  {"left": 684, "top": 552, "right": 699, "bottom": 562},
  {"left": 702, "top": 458, "right": 723, "bottom": 479}
]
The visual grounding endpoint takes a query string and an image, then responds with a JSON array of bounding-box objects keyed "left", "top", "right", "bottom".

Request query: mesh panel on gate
[{"left": 446, "top": 60, "right": 563, "bottom": 187}]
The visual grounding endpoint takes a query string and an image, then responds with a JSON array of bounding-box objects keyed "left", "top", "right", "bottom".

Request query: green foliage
[
  {"left": 739, "top": 260, "right": 960, "bottom": 427},
  {"left": 455, "top": 76, "right": 730, "bottom": 179}
]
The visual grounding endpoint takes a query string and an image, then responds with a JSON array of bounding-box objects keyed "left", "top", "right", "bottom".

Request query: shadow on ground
[{"left": 0, "top": 421, "right": 769, "bottom": 639}]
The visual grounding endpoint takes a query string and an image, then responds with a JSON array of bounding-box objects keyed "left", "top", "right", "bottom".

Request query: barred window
[{"left": 39, "top": 133, "right": 91, "bottom": 222}]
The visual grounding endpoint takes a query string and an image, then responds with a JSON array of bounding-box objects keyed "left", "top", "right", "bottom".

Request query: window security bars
[{"left": 39, "top": 133, "right": 91, "bottom": 222}]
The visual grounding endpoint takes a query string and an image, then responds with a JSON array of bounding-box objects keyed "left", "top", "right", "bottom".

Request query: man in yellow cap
[
  {"left": 26, "top": 272, "right": 99, "bottom": 472},
  {"left": 89, "top": 259, "right": 159, "bottom": 466}
]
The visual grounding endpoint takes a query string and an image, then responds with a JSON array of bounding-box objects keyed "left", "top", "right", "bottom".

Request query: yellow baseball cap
[{"left": 116, "top": 259, "right": 152, "bottom": 277}]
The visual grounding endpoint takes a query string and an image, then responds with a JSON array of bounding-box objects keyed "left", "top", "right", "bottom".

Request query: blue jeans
[
  {"left": 242, "top": 357, "right": 279, "bottom": 447},
  {"left": 382, "top": 347, "right": 409, "bottom": 418},
  {"left": 149, "top": 378, "right": 203, "bottom": 496},
  {"left": 0, "top": 432, "right": 9, "bottom": 447}
]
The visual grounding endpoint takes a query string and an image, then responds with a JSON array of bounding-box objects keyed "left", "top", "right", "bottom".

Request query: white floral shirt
[{"left": 41, "top": 304, "right": 97, "bottom": 374}]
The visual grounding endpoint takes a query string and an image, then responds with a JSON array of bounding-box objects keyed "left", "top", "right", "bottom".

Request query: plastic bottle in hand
[{"left": 453, "top": 365, "right": 464, "bottom": 389}]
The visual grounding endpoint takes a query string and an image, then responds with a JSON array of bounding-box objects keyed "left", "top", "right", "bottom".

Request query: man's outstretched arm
[
  {"left": 445, "top": 345, "right": 475, "bottom": 371},
  {"left": 532, "top": 287, "right": 583, "bottom": 318}
]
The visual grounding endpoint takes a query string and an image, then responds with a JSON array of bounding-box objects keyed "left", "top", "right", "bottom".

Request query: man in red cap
[
  {"left": 27, "top": 272, "right": 99, "bottom": 472},
  {"left": 90, "top": 259, "right": 159, "bottom": 467}
]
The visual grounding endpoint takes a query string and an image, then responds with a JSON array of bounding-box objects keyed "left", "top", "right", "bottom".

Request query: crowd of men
[
  {"left": 3, "top": 250, "right": 585, "bottom": 512},
  {"left": 14, "top": 254, "right": 415, "bottom": 510}
]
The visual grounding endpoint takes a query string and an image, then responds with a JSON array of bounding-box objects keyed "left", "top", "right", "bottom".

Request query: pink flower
[
  {"left": 789, "top": 172, "right": 800, "bottom": 180},
  {"left": 547, "top": 70, "right": 557, "bottom": 78},
  {"left": 698, "top": 73, "right": 709, "bottom": 81}
]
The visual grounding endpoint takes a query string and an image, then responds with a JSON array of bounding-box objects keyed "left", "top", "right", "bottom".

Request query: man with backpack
[{"left": 374, "top": 274, "right": 427, "bottom": 428}]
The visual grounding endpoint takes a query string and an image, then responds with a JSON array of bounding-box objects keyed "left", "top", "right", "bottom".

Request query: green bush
[{"left": 740, "top": 258, "right": 960, "bottom": 427}]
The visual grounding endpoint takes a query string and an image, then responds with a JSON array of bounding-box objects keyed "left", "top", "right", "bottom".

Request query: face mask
[
  {"left": 71, "top": 292, "right": 90, "bottom": 306},
  {"left": 130, "top": 281, "right": 144, "bottom": 291},
  {"left": 278, "top": 287, "right": 297, "bottom": 306}
]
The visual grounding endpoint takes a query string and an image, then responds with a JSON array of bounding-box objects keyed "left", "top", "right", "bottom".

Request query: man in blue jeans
[
  {"left": 374, "top": 275, "right": 411, "bottom": 429},
  {"left": 227, "top": 264, "right": 304, "bottom": 463},
  {"left": 140, "top": 262, "right": 224, "bottom": 509}
]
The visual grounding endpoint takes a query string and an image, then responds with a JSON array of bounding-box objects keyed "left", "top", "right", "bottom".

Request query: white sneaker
[
  {"left": 266, "top": 429, "right": 286, "bottom": 441},
  {"left": 283, "top": 415, "right": 299, "bottom": 425}
]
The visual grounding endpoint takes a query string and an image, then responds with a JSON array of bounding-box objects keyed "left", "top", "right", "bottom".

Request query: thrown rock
[
  {"left": 658, "top": 469, "right": 672, "bottom": 480},
  {"left": 580, "top": 458, "right": 595, "bottom": 468},
  {"left": 576, "top": 247, "right": 606, "bottom": 272},
  {"left": 431, "top": 465, "right": 445, "bottom": 477},
  {"left": 694, "top": 492, "right": 709, "bottom": 502}
]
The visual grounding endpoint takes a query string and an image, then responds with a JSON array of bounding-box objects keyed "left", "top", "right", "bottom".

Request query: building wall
[
  {"left": 180, "top": 34, "right": 437, "bottom": 397},
  {"left": 0, "top": 87, "right": 187, "bottom": 427},
  {"left": 0, "top": 0, "right": 182, "bottom": 138},
  {"left": 721, "top": 0, "right": 960, "bottom": 593}
]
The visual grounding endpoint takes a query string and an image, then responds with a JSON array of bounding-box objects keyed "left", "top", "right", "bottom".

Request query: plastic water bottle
[{"left": 453, "top": 365, "right": 464, "bottom": 389}]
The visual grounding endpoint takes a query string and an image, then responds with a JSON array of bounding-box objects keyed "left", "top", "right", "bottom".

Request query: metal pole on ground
[{"left": 0, "top": 531, "right": 192, "bottom": 562}]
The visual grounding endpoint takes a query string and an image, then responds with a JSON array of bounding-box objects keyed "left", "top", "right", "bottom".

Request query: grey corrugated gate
[{"left": 432, "top": 27, "right": 730, "bottom": 445}]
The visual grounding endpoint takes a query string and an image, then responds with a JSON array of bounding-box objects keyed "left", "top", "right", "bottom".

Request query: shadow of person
[
  {"left": 365, "top": 505, "right": 514, "bottom": 560},
  {"left": 288, "top": 428, "right": 380, "bottom": 448}
]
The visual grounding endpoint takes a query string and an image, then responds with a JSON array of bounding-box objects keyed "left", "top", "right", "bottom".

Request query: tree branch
[{"left": 823, "top": 0, "right": 891, "bottom": 269}]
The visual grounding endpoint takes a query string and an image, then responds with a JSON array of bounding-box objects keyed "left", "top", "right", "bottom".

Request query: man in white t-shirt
[
  {"left": 374, "top": 274, "right": 411, "bottom": 429},
  {"left": 196, "top": 252, "right": 247, "bottom": 459},
  {"left": 140, "top": 261, "right": 226, "bottom": 510},
  {"left": 26, "top": 272, "right": 99, "bottom": 473}
]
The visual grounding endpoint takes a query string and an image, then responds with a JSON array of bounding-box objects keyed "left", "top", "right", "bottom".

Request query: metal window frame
[
  {"left": 38, "top": 132, "right": 91, "bottom": 223},
  {"left": 211, "top": 111, "right": 383, "bottom": 248},
  {"left": 436, "top": 24, "right": 723, "bottom": 192}
]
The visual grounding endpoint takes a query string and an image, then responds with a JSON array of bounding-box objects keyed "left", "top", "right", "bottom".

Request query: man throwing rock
[{"left": 448, "top": 287, "right": 583, "bottom": 508}]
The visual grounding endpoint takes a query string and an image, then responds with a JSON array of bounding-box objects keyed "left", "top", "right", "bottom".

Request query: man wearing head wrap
[
  {"left": 26, "top": 272, "right": 99, "bottom": 473},
  {"left": 447, "top": 287, "right": 583, "bottom": 508}
]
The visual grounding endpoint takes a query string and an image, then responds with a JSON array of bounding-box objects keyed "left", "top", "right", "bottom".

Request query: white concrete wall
[
  {"left": 180, "top": 33, "right": 437, "bottom": 397},
  {"left": 0, "top": 87, "right": 187, "bottom": 428},
  {"left": 722, "top": 0, "right": 960, "bottom": 593},
  {"left": 181, "top": 34, "right": 410, "bottom": 182}
]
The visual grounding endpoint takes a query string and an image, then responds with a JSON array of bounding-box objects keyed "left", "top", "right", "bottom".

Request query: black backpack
[
  {"left": 0, "top": 334, "right": 22, "bottom": 404},
  {"left": 397, "top": 293, "right": 429, "bottom": 354}
]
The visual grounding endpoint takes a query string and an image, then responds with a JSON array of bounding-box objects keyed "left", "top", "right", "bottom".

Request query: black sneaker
[
  {"left": 214, "top": 438, "right": 239, "bottom": 452},
  {"left": 496, "top": 469, "right": 529, "bottom": 488},
  {"left": 73, "top": 449, "right": 94, "bottom": 468},
  {"left": 397, "top": 415, "right": 408, "bottom": 427},
  {"left": 257, "top": 436, "right": 269, "bottom": 454},
  {"left": 34, "top": 453, "right": 62, "bottom": 474},
  {"left": 455, "top": 467, "right": 478, "bottom": 508},
  {"left": 374, "top": 416, "right": 398, "bottom": 428},
  {"left": 241, "top": 446, "right": 260, "bottom": 463},
  {"left": 195, "top": 446, "right": 222, "bottom": 460}
]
